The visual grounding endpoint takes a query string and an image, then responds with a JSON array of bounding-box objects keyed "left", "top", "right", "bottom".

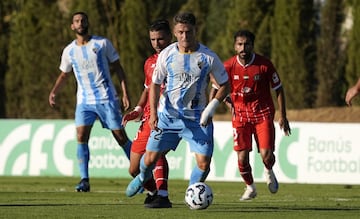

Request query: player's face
[
  {"left": 71, "top": 14, "right": 89, "bottom": 36},
  {"left": 173, "top": 23, "right": 197, "bottom": 52},
  {"left": 149, "top": 30, "right": 172, "bottom": 54},
  {"left": 234, "top": 36, "right": 253, "bottom": 61}
]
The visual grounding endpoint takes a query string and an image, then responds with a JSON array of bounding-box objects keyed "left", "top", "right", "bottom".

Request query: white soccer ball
[{"left": 185, "top": 182, "right": 213, "bottom": 210}]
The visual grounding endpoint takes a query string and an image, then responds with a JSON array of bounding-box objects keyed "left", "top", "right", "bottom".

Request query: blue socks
[
  {"left": 77, "top": 143, "right": 90, "bottom": 179},
  {"left": 139, "top": 155, "right": 155, "bottom": 182},
  {"left": 189, "top": 165, "right": 210, "bottom": 185}
]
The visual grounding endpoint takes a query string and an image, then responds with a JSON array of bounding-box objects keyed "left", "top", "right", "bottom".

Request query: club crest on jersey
[
  {"left": 242, "top": 87, "right": 251, "bottom": 94},
  {"left": 254, "top": 74, "right": 260, "bottom": 81},
  {"left": 234, "top": 75, "right": 240, "bottom": 80},
  {"left": 272, "top": 72, "right": 280, "bottom": 83},
  {"left": 198, "top": 61, "right": 204, "bottom": 70},
  {"left": 92, "top": 48, "right": 98, "bottom": 53}
]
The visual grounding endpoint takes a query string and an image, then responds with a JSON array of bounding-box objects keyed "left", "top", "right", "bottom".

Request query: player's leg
[
  {"left": 74, "top": 104, "right": 97, "bottom": 192},
  {"left": 111, "top": 129, "right": 131, "bottom": 159},
  {"left": 233, "top": 124, "right": 257, "bottom": 200},
  {"left": 126, "top": 150, "right": 160, "bottom": 197},
  {"left": 96, "top": 101, "right": 131, "bottom": 159},
  {"left": 129, "top": 121, "right": 157, "bottom": 203},
  {"left": 153, "top": 152, "right": 169, "bottom": 197},
  {"left": 126, "top": 114, "right": 180, "bottom": 197},
  {"left": 256, "top": 119, "right": 278, "bottom": 193},
  {"left": 191, "top": 153, "right": 211, "bottom": 185},
  {"left": 144, "top": 152, "right": 172, "bottom": 208},
  {"left": 183, "top": 120, "right": 213, "bottom": 185}
]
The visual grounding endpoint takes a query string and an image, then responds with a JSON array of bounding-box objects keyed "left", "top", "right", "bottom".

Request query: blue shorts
[
  {"left": 75, "top": 101, "right": 123, "bottom": 130},
  {"left": 146, "top": 113, "right": 214, "bottom": 156}
]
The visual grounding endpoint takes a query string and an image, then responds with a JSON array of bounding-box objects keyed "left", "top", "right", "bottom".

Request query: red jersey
[
  {"left": 142, "top": 53, "right": 159, "bottom": 120},
  {"left": 224, "top": 53, "right": 282, "bottom": 126},
  {"left": 142, "top": 53, "right": 166, "bottom": 120}
]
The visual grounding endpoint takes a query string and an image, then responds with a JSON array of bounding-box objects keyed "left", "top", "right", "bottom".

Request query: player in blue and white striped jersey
[
  {"left": 49, "top": 12, "right": 131, "bottom": 192},
  {"left": 126, "top": 12, "right": 230, "bottom": 198}
]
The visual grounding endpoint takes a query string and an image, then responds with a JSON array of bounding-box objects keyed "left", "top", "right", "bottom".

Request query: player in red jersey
[
  {"left": 122, "top": 19, "right": 172, "bottom": 208},
  {"left": 212, "top": 30, "right": 291, "bottom": 200}
]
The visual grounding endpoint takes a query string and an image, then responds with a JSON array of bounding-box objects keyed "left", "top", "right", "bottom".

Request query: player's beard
[
  {"left": 75, "top": 27, "right": 88, "bottom": 36},
  {"left": 238, "top": 51, "right": 247, "bottom": 59}
]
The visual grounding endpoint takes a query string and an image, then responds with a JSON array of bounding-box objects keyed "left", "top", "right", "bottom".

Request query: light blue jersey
[
  {"left": 153, "top": 42, "right": 228, "bottom": 121},
  {"left": 60, "top": 36, "right": 119, "bottom": 105}
]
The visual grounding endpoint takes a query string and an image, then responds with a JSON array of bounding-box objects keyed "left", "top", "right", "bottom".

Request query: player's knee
[
  {"left": 262, "top": 154, "right": 275, "bottom": 169},
  {"left": 196, "top": 160, "right": 210, "bottom": 171}
]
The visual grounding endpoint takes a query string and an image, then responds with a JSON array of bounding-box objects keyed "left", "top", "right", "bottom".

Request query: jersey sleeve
[
  {"left": 152, "top": 51, "right": 167, "bottom": 85},
  {"left": 59, "top": 45, "right": 73, "bottom": 73},
  {"left": 143, "top": 58, "right": 153, "bottom": 88},
  {"left": 211, "top": 54, "right": 229, "bottom": 85},
  {"left": 104, "top": 38, "right": 120, "bottom": 63},
  {"left": 266, "top": 60, "right": 282, "bottom": 90}
]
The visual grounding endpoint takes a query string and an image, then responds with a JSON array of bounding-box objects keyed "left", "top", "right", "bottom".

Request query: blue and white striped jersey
[
  {"left": 60, "top": 36, "right": 119, "bottom": 105},
  {"left": 153, "top": 42, "right": 228, "bottom": 121}
]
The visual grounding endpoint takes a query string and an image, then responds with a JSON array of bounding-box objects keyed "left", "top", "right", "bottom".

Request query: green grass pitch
[{"left": 0, "top": 176, "right": 359, "bottom": 219}]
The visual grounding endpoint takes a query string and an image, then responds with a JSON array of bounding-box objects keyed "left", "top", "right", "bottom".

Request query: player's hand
[
  {"left": 149, "top": 114, "right": 159, "bottom": 131},
  {"left": 49, "top": 93, "right": 56, "bottom": 108},
  {"left": 345, "top": 86, "right": 359, "bottom": 106},
  {"left": 122, "top": 106, "right": 143, "bottom": 126},
  {"left": 122, "top": 95, "right": 130, "bottom": 111},
  {"left": 224, "top": 96, "right": 235, "bottom": 118},
  {"left": 279, "top": 117, "right": 291, "bottom": 136},
  {"left": 122, "top": 111, "right": 140, "bottom": 126}
]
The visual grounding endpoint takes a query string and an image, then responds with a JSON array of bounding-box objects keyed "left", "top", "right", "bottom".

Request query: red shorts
[
  {"left": 232, "top": 119, "right": 275, "bottom": 152},
  {"left": 131, "top": 120, "right": 151, "bottom": 154}
]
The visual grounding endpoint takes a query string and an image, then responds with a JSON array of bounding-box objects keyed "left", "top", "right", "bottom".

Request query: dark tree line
[{"left": 0, "top": 0, "right": 358, "bottom": 119}]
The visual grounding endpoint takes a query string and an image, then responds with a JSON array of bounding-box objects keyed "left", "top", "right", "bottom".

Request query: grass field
[{"left": 0, "top": 176, "right": 359, "bottom": 219}]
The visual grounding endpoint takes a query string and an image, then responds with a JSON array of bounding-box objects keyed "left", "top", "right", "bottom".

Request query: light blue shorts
[
  {"left": 146, "top": 113, "right": 214, "bottom": 156},
  {"left": 75, "top": 101, "right": 123, "bottom": 130}
]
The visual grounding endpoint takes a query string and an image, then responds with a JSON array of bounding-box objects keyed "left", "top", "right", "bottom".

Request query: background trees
[{"left": 0, "top": 0, "right": 358, "bottom": 118}]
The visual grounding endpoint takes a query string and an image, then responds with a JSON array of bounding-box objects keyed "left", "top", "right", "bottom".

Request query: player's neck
[
  {"left": 76, "top": 34, "right": 92, "bottom": 45},
  {"left": 238, "top": 53, "right": 253, "bottom": 66},
  {"left": 178, "top": 42, "right": 199, "bottom": 53}
]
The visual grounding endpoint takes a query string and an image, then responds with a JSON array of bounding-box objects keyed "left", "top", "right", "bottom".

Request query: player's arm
[
  {"left": 49, "top": 72, "right": 70, "bottom": 108},
  {"left": 275, "top": 86, "right": 291, "bottom": 136},
  {"left": 111, "top": 60, "right": 131, "bottom": 111},
  {"left": 209, "top": 76, "right": 234, "bottom": 117},
  {"left": 200, "top": 80, "right": 230, "bottom": 126},
  {"left": 345, "top": 78, "right": 360, "bottom": 106},
  {"left": 122, "top": 88, "right": 148, "bottom": 126},
  {"left": 149, "top": 82, "right": 161, "bottom": 130}
]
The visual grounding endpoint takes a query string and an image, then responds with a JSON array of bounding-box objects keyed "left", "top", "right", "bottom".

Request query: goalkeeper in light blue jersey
[
  {"left": 126, "top": 12, "right": 230, "bottom": 198},
  {"left": 49, "top": 12, "right": 132, "bottom": 192}
]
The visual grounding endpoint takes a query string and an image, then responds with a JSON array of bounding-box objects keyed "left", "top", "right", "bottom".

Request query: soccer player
[
  {"left": 121, "top": 19, "right": 172, "bottom": 208},
  {"left": 211, "top": 30, "right": 291, "bottom": 200},
  {"left": 125, "top": 12, "right": 230, "bottom": 198},
  {"left": 48, "top": 12, "right": 132, "bottom": 192},
  {"left": 345, "top": 78, "right": 360, "bottom": 106}
]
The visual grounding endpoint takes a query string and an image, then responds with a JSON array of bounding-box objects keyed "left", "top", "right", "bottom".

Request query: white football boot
[{"left": 240, "top": 184, "right": 257, "bottom": 201}]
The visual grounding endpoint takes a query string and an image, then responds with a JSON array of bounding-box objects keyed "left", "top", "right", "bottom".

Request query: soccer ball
[{"left": 184, "top": 182, "right": 213, "bottom": 210}]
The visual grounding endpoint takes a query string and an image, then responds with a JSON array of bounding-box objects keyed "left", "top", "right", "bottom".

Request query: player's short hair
[
  {"left": 173, "top": 12, "right": 196, "bottom": 26},
  {"left": 149, "top": 19, "right": 171, "bottom": 35},
  {"left": 234, "top": 30, "right": 255, "bottom": 45},
  {"left": 71, "top": 11, "right": 88, "bottom": 23}
]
